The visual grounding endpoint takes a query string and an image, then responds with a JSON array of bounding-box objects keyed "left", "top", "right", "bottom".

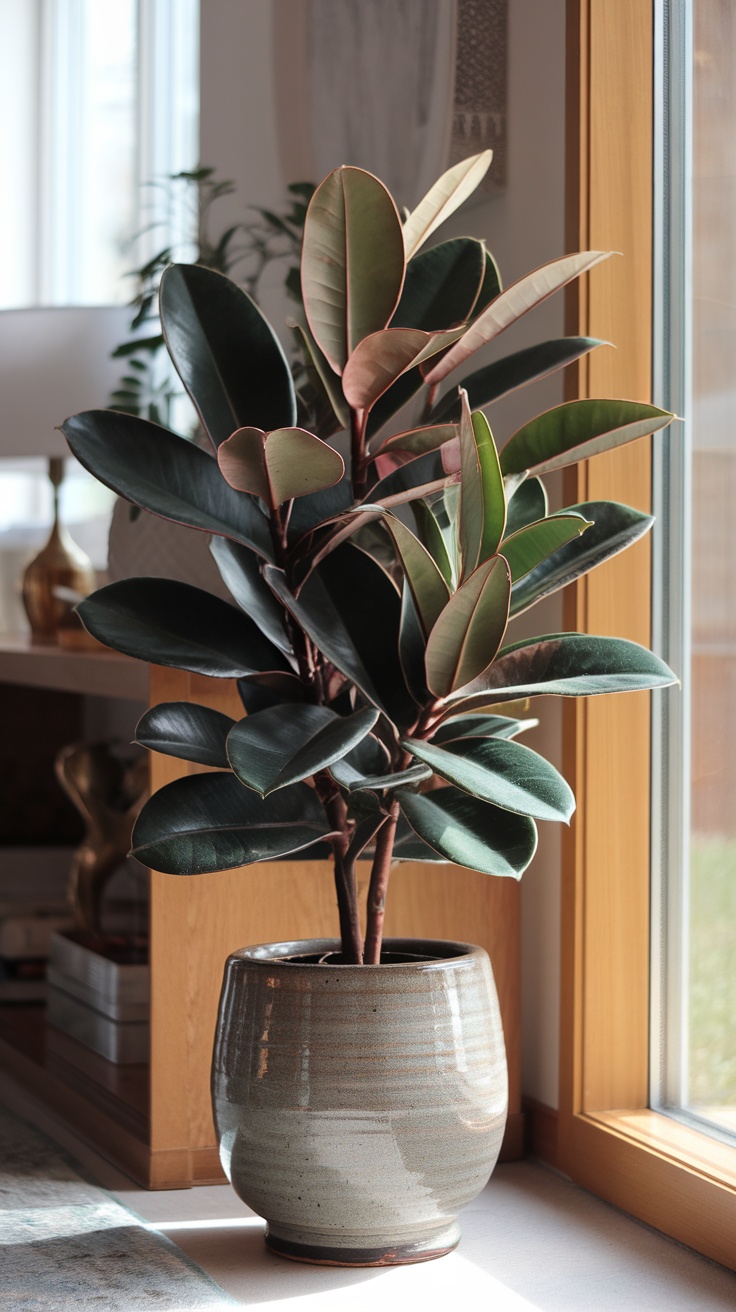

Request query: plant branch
[
  {"left": 363, "top": 798, "right": 400, "bottom": 964},
  {"left": 319, "top": 784, "right": 363, "bottom": 963},
  {"left": 350, "top": 408, "right": 369, "bottom": 501}
]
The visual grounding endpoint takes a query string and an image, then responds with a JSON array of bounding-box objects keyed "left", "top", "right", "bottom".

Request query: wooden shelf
[{"left": 0, "top": 634, "right": 149, "bottom": 700}]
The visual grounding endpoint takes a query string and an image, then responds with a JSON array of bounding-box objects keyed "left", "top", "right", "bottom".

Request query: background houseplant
[{"left": 62, "top": 151, "right": 676, "bottom": 1261}]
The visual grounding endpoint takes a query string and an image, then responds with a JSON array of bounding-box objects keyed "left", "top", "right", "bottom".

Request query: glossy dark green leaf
[
  {"left": 441, "top": 633, "right": 677, "bottom": 711},
  {"left": 209, "top": 537, "right": 293, "bottom": 659},
  {"left": 499, "top": 399, "right": 675, "bottom": 478},
  {"left": 425, "top": 555, "right": 511, "bottom": 697},
  {"left": 263, "top": 564, "right": 385, "bottom": 714},
  {"left": 410, "top": 500, "right": 454, "bottom": 586},
  {"left": 431, "top": 713, "right": 538, "bottom": 744},
  {"left": 504, "top": 477, "right": 548, "bottom": 537},
  {"left": 131, "top": 772, "right": 332, "bottom": 873},
  {"left": 365, "top": 367, "right": 425, "bottom": 442},
  {"left": 160, "top": 264, "right": 296, "bottom": 445},
  {"left": 398, "top": 580, "right": 430, "bottom": 706},
  {"left": 135, "top": 701, "right": 234, "bottom": 767},
  {"left": 509, "top": 501, "right": 655, "bottom": 617},
  {"left": 301, "top": 166, "right": 405, "bottom": 373},
  {"left": 237, "top": 672, "right": 306, "bottom": 714},
  {"left": 380, "top": 514, "right": 450, "bottom": 639},
  {"left": 78, "top": 578, "right": 289, "bottom": 678},
  {"left": 392, "top": 238, "right": 486, "bottom": 331},
  {"left": 316, "top": 542, "right": 418, "bottom": 729},
  {"left": 292, "top": 321, "right": 350, "bottom": 431},
  {"left": 471, "top": 248, "right": 503, "bottom": 317},
  {"left": 397, "top": 785, "right": 538, "bottom": 878},
  {"left": 331, "top": 757, "right": 431, "bottom": 794},
  {"left": 329, "top": 732, "right": 391, "bottom": 791},
  {"left": 502, "top": 513, "right": 591, "bottom": 582},
  {"left": 364, "top": 449, "right": 452, "bottom": 506},
  {"left": 429, "top": 338, "right": 605, "bottom": 422},
  {"left": 62, "top": 410, "right": 273, "bottom": 561},
  {"left": 287, "top": 475, "right": 354, "bottom": 539},
  {"left": 403, "top": 736, "right": 574, "bottom": 822},
  {"left": 227, "top": 704, "right": 378, "bottom": 796},
  {"left": 392, "top": 814, "right": 450, "bottom": 863}
]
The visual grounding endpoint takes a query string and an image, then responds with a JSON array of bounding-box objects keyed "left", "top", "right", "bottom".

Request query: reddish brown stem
[
  {"left": 363, "top": 799, "right": 401, "bottom": 964},
  {"left": 350, "top": 408, "right": 369, "bottom": 500},
  {"left": 320, "top": 785, "right": 363, "bottom": 964}
]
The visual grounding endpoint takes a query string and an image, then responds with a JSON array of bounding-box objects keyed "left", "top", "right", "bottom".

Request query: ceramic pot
[{"left": 211, "top": 937, "right": 507, "bottom": 1266}]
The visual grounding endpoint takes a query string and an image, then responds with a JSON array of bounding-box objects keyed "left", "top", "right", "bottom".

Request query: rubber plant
[{"left": 63, "top": 151, "right": 676, "bottom": 965}]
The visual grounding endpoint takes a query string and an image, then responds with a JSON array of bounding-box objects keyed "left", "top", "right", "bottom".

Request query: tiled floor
[{"left": 2, "top": 1073, "right": 736, "bottom": 1310}]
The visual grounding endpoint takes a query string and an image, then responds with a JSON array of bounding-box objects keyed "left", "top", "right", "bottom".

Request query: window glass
[{"left": 653, "top": 0, "right": 736, "bottom": 1143}]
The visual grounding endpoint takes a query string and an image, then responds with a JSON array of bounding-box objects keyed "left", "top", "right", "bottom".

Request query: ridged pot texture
[{"left": 211, "top": 938, "right": 507, "bottom": 1266}]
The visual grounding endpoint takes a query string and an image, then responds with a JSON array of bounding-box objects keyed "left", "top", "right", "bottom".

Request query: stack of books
[
  {"left": 0, "top": 903, "right": 73, "bottom": 1002},
  {"left": 47, "top": 930, "right": 149, "bottom": 1063}
]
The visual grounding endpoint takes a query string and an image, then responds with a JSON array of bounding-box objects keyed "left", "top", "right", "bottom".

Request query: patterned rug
[{"left": 0, "top": 1105, "right": 237, "bottom": 1310}]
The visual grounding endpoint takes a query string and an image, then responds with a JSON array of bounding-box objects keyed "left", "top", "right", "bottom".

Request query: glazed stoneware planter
[{"left": 211, "top": 937, "right": 507, "bottom": 1266}]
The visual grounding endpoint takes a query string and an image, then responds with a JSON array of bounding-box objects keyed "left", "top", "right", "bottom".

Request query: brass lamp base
[{"left": 22, "top": 458, "right": 96, "bottom": 641}]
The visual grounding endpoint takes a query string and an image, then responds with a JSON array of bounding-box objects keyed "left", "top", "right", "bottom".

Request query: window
[
  {"left": 0, "top": 0, "right": 198, "bottom": 587},
  {"left": 555, "top": 0, "right": 736, "bottom": 1271},
  {"left": 652, "top": 0, "right": 736, "bottom": 1148},
  {"left": 0, "top": 0, "right": 199, "bottom": 310}
]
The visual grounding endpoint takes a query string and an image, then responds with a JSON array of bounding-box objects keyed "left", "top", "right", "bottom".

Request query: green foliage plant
[
  {"left": 110, "top": 166, "right": 314, "bottom": 427},
  {"left": 63, "top": 151, "right": 677, "bottom": 965}
]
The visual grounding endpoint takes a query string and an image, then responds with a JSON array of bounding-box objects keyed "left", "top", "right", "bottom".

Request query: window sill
[{"left": 558, "top": 1108, "right": 736, "bottom": 1271}]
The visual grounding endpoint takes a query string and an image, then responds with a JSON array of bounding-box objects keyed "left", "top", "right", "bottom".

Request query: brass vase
[{"left": 22, "top": 458, "right": 96, "bottom": 640}]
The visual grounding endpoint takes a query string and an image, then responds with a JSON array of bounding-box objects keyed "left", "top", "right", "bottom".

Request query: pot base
[{"left": 264, "top": 1220, "right": 460, "bottom": 1267}]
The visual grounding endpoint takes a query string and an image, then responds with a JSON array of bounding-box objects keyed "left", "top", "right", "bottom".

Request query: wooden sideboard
[{"left": 0, "top": 641, "right": 522, "bottom": 1187}]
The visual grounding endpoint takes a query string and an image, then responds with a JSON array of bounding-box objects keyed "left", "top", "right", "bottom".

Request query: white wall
[{"left": 198, "top": 0, "right": 567, "bottom": 1108}]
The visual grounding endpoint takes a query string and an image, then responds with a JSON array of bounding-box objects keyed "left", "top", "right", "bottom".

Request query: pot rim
[{"left": 227, "top": 937, "right": 486, "bottom": 970}]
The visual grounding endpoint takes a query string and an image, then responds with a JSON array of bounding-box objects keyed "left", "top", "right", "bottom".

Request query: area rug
[{"left": 0, "top": 1105, "right": 238, "bottom": 1310}]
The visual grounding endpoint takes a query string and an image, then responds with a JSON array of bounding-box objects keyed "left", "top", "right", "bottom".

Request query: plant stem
[
  {"left": 350, "top": 408, "right": 369, "bottom": 500},
  {"left": 323, "top": 789, "right": 363, "bottom": 963},
  {"left": 363, "top": 798, "right": 400, "bottom": 964}
]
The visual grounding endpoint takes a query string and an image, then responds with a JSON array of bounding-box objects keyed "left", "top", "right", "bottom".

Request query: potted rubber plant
[{"left": 63, "top": 151, "right": 676, "bottom": 1266}]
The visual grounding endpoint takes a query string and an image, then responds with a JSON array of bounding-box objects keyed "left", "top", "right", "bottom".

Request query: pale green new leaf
[
  {"left": 381, "top": 514, "right": 450, "bottom": 637},
  {"left": 425, "top": 555, "right": 511, "bottom": 697},
  {"left": 499, "top": 399, "right": 675, "bottom": 478},
  {"left": 423, "top": 251, "right": 612, "bottom": 386},
  {"left": 371, "top": 423, "right": 457, "bottom": 460},
  {"left": 218, "top": 426, "right": 344, "bottom": 507},
  {"left": 301, "top": 166, "right": 405, "bottom": 373},
  {"left": 402, "top": 151, "right": 493, "bottom": 260},
  {"left": 509, "top": 501, "right": 654, "bottom": 617},
  {"left": 457, "top": 396, "right": 505, "bottom": 576},
  {"left": 501, "top": 513, "right": 592, "bottom": 582}
]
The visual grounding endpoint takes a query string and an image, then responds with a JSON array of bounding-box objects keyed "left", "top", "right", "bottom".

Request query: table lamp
[{"left": 0, "top": 305, "right": 132, "bottom": 640}]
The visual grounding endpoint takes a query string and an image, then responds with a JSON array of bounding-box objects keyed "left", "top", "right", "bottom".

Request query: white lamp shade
[{"left": 0, "top": 305, "right": 134, "bottom": 458}]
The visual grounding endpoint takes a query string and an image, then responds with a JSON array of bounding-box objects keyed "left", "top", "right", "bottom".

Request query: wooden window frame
[{"left": 557, "top": 0, "right": 736, "bottom": 1271}]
